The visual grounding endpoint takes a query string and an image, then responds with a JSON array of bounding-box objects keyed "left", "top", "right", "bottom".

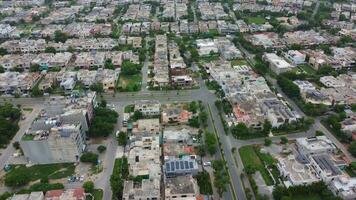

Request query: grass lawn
[
  {"left": 22, "top": 134, "right": 35, "bottom": 141},
  {"left": 291, "top": 194, "right": 321, "bottom": 200},
  {"left": 117, "top": 74, "right": 142, "bottom": 92},
  {"left": 124, "top": 104, "right": 135, "bottom": 113},
  {"left": 231, "top": 59, "right": 249, "bottom": 66},
  {"left": 245, "top": 17, "right": 266, "bottom": 25},
  {"left": 7, "top": 163, "right": 75, "bottom": 181},
  {"left": 298, "top": 64, "right": 316, "bottom": 75},
  {"left": 239, "top": 146, "right": 274, "bottom": 185},
  {"left": 87, "top": 189, "right": 103, "bottom": 200}
]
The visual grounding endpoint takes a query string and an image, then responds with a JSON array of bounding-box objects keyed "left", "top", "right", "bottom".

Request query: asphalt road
[
  {"left": 1, "top": 38, "right": 354, "bottom": 199},
  {"left": 0, "top": 77, "right": 244, "bottom": 200}
]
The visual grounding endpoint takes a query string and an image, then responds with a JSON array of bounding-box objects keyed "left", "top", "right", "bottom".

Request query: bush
[
  {"left": 205, "top": 131, "right": 217, "bottom": 155},
  {"left": 264, "top": 138, "right": 272, "bottom": 146},
  {"left": 117, "top": 131, "right": 127, "bottom": 146},
  {"left": 120, "top": 61, "right": 142, "bottom": 76},
  {"left": 30, "top": 183, "right": 64, "bottom": 192},
  {"left": 349, "top": 142, "right": 356, "bottom": 157},
  {"left": 80, "top": 152, "right": 98, "bottom": 164},
  {"left": 83, "top": 181, "right": 94, "bottom": 193},
  {"left": 280, "top": 136, "right": 288, "bottom": 144},
  {"left": 5, "top": 168, "right": 31, "bottom": 187},
  {"left": 97, "top": 145, "right": 107, "bottom": 153}
]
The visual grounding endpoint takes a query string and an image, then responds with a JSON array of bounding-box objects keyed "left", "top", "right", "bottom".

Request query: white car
[{"left": 203, "top": 162, "right": 211, "bottom": 167}]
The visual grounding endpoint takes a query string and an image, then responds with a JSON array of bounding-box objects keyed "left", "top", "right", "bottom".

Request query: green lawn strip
[
  {"left": 246, "top": 17, "right": 265, "bottom": 25},
  {"left": 22, "top": 134, "right": 35, "bottom": 141},
  {"left": 231, "top": 59, "right": 249, "bottom": 66},
  {"left": 117, "top": 74, "right": 142, "bottom": 92},
  {"left": 7, "top": 163, "right": 75, "bottom": 181},
  {"left": 124, "top": 104, "right": 135, "bottom": 113},
  {"left": 86, "top": 189, "right": 103, "bottom": 200},
  {"left": 239, "top": 146, "right": 274, "bottom": 186},
  {"left": 298, "top": 64, "right": 316, "bottom": 75}
]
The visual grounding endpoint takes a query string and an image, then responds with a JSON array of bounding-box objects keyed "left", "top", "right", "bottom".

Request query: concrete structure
[
  {"left": 284, "top": 50, "right": 306, "bottom": 65},
  {"left": 277, "top": 154, "right": 319, "bottom": 186},
  {"left": 122, "top": 179, "right": 161, "bottom": 200},
  {"left": 134, "top": 100, "right": 160, "bottom": 116},
  {"left": 20, "top": 93, "right": 97, "bottom": 164},
  {"left": 7, "top": 192, "right": 44, "bottom": 200},
  {"left": 329, "top": 176, "right": 356, "bottom": 200},
  {"left": 165, "top": 156, "right": 199, "bottom": 177},
  {"left": 45, "top": 188, "right": 85, "bottom": 200},
  {"left": 296, "top": 136, "right": 337, "bottom": 158},
  {"left": 165, "top": 175, "right": 199, "bottom": 200},
  {"left": 263, "top": 53, "right": 295, "bottom": 75}
]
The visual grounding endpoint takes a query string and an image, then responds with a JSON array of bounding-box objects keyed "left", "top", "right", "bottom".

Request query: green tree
[
  {"left": 83, "top": 181, "right": 94, "bottom": 193},
  {"left": 188, "top": 116, "right": 200, "bottom": 128},
  {"left": 349, "top": 142, "right": 356, "bottom": 157},
  {"left": 117, "top": 131, "right": 127, "bottom": 146},
  {"left": 199, "top": 111, "right": 208, "bottom": 127},
  {"left": 277, "top": 75, "right": 300, "bottom": 98},
  {"left": 80, "top": 152, "right": 98, "bottom": 164},
  {"left": 131, "top": 110, "right": 143, "bottom": 121},
  {"left": 231, "top": 123, "right": 250, "bottom": 138},
  {"left": 280, "top": 136, "right": 288, "bottom": 144},
  {"left": 205, "top": 131, "right": 217, "bottom": 155},
  {"left": 30, "top": 183, "right": 64, "bottom": 192},
  {"left": 12, "top": 66, "right": 24, "bottom": 72},
  {"left": 188, "top": 101, "right": 199, "bottom": 113},
  {"left": 212, "top": 160, "right": 229, "bottom": 196},
  {"left": 54, "top": 30, "right": 68, "bottom": 43},
  {"left": 104, "top": 59, "right": 115, "bottom": 70},
  {"left": 97, "top": 145, "right": 107, "bottom": 153},
  {"left": 264, "top": 138, "right": 272, "bottom": 146},
  {"left": 31, "top": 86, "right": 43, "bottom": 97},
  {"left": 197, "top": 145, "right": 206, "bottom": 157},
  {"left": 339, "top": 14, "right": 347, "bottom": 21},
  {"left": 0, "top": 47, "right": 7, "bottom": 56},
  {"left": 12, "top": 141, "right": 20, "bottom": 149},
  {"left": 262, "top": 120, "right": 272, "bottom": 135},
  {"left": 0, "top": 65, "right": 5, "bottom": 73},
  {"left": 121, "top": 61, "right": 142, "bottom": 75},
  {"left": 30, "top": 64, "right": 40, "bottom": 72},
  {"left": 89, "top": 82, "right": 104, "bottom": 93},
  {"left": 5, "top": 169, "right": 31, "bottom": 187},
  {"left": 45, "top": 47, "right": 56, "bottom": 53},
  {"left": 88, "top": 107, "right": 118, "bottom": 137}
]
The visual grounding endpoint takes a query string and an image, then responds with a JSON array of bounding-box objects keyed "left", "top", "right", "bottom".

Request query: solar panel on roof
[
  {"left": 185, "top": 161, "right": 189, "bottom": 169},
  {"left": 171, "top": 162, "right": 175, "bottom": 171},
  {"left": 166, "top": 163, "right": 170, "bottom": 171},
  {"left": 180, "top": 161, "right": 184, "bottom": 169},
  {"left": 175, "top": 161, "right": 179, "bottom": 169},
  {"left": 189, "top": 162, "right": 193, "bottom": 168}
]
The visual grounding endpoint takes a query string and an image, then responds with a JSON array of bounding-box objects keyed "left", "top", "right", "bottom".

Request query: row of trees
[
  {"left": 230, "top": 120, "right": 272, "bottom": 140},
  {"left": 0, "top": 103, "right": 21, "bottom": 148},
  {"left": 212, "top": 160, "right": 230, "bottom": 196},
  {"left": 273, "top": 182, "right": 342, "bottom": 200}
]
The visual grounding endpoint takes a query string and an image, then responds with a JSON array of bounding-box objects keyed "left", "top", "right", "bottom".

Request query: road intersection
[{"left": 0, "top": 61, "right": 354, "bottom": 200}]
